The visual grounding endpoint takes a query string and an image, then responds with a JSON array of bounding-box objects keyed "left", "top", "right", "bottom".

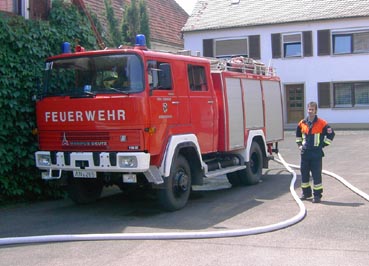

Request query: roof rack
[{"left": 210, "top": 56, "right": 276, "bottom": 77}]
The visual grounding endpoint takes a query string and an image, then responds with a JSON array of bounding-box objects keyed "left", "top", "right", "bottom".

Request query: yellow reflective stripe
[
  {"left": 301, "top": 182, "right": 311, "bottom": 188},
  {"left": 313, "top": 184, "right": 323, "bottom": 190},
  {"left": 314, "top": 133, "right": 320, "bottom": 147},
  {"left": 296, "top": 137, "right": 303, "bottom": 142},
  {"left": 302, "top": 134, "right": 306, "bottom": 145},
  {"left": 324, "top": 136, "right": 332, "bottom": 145}
]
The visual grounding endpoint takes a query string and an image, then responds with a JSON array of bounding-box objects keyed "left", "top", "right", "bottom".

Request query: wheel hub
[{"left": 174, "top": 171, "right": 189, "bottom": 194}]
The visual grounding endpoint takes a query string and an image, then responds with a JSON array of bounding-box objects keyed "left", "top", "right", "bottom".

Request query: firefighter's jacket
[{"left": 296, "top": 115, "right": 335, "bottom": 157}]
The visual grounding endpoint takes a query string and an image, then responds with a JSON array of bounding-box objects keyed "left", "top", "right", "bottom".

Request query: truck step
[{"left": 205, "top": 165, "right": 246, "bottom": 178}]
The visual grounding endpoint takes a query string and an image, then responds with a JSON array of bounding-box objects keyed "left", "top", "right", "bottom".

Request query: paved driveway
[{"left": 0, "top": 130, "right": 368, "bottom": 266}]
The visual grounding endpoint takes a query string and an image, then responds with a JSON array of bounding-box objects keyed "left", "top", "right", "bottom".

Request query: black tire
[
  {"left": 157, "top": 155, "right": 191, "bottom": 211},
  {"left": 67, "top": 176, "right": 103, "bottom": 204},
  {"left": 226, "top": 171, "right": 241, "bottom": 187},
  {"left": 241, "top": 141, "right": 263, "bottom": 185}
]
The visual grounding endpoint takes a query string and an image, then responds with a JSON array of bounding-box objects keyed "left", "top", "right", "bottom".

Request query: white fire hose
[{"left": 0, "top": 153, "right": 368, "bottom": 246}]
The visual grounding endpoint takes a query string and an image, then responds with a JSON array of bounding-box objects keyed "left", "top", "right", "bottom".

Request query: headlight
[
  {"left": 36, "top": 154, "right": 51, "bottom": 167},
  {"left": 118, "top": 156, "right": 138, "bottom": 168}
]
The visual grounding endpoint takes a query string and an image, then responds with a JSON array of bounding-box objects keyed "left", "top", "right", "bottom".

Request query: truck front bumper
[{"left": 35, "top": 151, "right": 153, "bottom": 180}]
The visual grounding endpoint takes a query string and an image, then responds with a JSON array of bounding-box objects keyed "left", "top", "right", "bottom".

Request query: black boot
[{"left": 312, "top": 197, "right": 321, "bottom": 203}]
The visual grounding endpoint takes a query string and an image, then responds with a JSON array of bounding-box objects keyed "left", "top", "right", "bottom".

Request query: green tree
[
  {"left": 121, "top": 0, "right": 150, "bottom": 47},
  {"left": 139, "top": 0, "right": 151, "bottom": 47},
  {"left": 104, "top": 0, "right": 122, "bottom": 47}
]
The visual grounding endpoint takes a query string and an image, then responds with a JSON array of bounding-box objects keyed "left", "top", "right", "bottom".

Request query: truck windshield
[{"left": 43, "top": 54, "right": 144, "bottom": 96}]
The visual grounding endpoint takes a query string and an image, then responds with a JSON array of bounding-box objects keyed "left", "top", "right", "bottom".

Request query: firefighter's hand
[{"left": 298, "top": 145, "right": 303, "bottom": 151}]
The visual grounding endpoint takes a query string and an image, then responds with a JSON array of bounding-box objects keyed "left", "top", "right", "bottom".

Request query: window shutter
[
  {"left": 318, "top": 30, "right": 331, "bottom": 56},
  {"left": 249, "top": 35, "right": 261, "bottom": 59},
  {"left": 318, "top": 82, "right": 331, "bottom": 108},
  {"left": 271, "top": 33, "right": 281, "bottom": 58},
  {"left": 203, "top": 39, "right": 214, "bottom": 57},
  {"left": 303, "top": 31, "right": 313, "bottom": 57}
]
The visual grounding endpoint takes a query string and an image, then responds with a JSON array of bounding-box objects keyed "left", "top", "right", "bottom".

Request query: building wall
[
  {"left": 0, "top": 0, "right": 13, "bottom": 12},
  {"left": 183, "top": 17, "right": 369, "bottom": 128}
]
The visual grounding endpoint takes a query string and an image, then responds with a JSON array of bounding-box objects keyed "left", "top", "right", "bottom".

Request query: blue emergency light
[
  {"left": 135, "top": 34, "right": 146, "bottom": 47},
  {"left": 62, "top": 42, "right": 71, "bottom": 53}
]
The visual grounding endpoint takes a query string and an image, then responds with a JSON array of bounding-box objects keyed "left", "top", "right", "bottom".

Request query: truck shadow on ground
[{"left": 0, "top": 167, "right": 303, "bottom": 238}]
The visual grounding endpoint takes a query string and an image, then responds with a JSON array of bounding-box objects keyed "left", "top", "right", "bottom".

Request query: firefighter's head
[
  {"left": 307, "top": 101, "right": 318, "bottom": 119},
  {"left": 103, "top": 71, "right": 118, "bottom": 88}
]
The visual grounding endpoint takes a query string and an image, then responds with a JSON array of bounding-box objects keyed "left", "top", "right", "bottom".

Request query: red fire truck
[{"left": 35, "top": 35, "right": 284, "bottom": 211}]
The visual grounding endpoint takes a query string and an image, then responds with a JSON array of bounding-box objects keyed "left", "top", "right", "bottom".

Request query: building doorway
[{"left": 285, "top": 84, "right": 305, "bottom": 124}]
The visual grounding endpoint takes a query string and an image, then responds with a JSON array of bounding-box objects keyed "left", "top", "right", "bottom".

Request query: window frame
[
  {"left": 333, "top": 82, "right": 369, "bottom": 108},
  {"left": 318, "top": 81, "right": 369, "bottom": 108},
  {"left": 282, "top": 33, "right": 303, "bottom": 58},
  {"left": 147, "top": 60, "right": 173, "bottom": 91},
  {"left": 332, "top": 29, "right": 369, "bottom": 55},
  {"left": 187, "top": 64, "right": 208, "bottom": 92}
]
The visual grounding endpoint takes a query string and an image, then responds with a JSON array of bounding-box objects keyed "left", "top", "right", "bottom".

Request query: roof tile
[{"left": 183, "top": 0, "right": 369, "bottom": 32}]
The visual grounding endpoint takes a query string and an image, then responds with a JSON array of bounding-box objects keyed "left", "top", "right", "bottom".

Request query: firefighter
[{"left": 296, "top": 101, "right": 335, "bottom": 203}]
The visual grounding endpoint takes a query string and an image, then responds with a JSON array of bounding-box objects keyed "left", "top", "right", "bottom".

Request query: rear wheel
[
  {"left": 157, "top": 155, "right": 191, "bottom": 211},
  {"left": 241, "top": 142, "right": 263, "bottom": 185},
  {"left": 67, "top": 175, "right": 103, "bottom": 204},
  {"left": 227, "top": 142, "right": 263, "bottom": 186}
]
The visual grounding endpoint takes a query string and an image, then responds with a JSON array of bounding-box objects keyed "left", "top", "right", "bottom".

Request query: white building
[{"left": 182, "top": 0, "right": 369, "bottom": 129}]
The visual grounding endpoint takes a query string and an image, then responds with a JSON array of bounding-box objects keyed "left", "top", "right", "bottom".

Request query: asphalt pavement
[{"left": 0, "top": 130, "right": 368, "bottom": 266}]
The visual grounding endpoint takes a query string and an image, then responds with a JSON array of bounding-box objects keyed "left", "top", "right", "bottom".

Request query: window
[
  {"left": 43, "top": 54, "right": 144, "bottom": 96},
  {"left": 318, "top": 81, "right": 369, "bottom": 108},
  {"left": 332, "top": 30, "right": 369, "bottom": 55},
  {"left": 147, "top": 61, "right": 172, "bottom": 90},
  {"left": 283, "top": 33, "right": 302, "bottom": 57},
  {"left": 272, "top": 31, "right": 312, "bottom": 58},
  {"left": 333, "top": 82, "right": 369, "bottom": 107},
  {"left": 187, "top": 65, "right": 208, "bottom": 91},
  {"left": 203, "top": 36, "right": 261, "bottom": 59},
  {"left": 215, "top": 38, "right": 248, "bottom": 58}
]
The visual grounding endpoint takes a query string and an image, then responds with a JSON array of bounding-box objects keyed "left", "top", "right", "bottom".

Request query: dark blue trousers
[{"left": 300, "top": 150, "right": 323, "bottom": 198}]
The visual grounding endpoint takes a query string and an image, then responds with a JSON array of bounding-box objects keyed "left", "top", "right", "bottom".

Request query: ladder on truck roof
[
  {"left": 210, "top": 56, "right": 276, "bottom": 77},
  {"left": 167, "top": 49, "right": 276, "bottom": 77}
]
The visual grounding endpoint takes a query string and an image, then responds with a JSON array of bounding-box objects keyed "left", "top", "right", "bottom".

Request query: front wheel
[{"left": 157, "top": 155, "right": 192, "bottom": 211}]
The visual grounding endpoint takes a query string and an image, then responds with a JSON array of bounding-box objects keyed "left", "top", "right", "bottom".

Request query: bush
[{"left": 0, "top": 0, "right": 97, "bottom": 204}]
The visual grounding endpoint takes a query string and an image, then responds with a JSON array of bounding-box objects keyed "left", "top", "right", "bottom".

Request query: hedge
[{"left": 0, "top": 0, "right": 97, "bottom": 204}]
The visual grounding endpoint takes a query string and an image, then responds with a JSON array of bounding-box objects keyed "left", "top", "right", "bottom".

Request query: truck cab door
[
  {"left": 187, "top": 64, "right": 216, "bottom": 153},
  {"left": 148, "top": 61, "right": 179, "bottom": 154}
]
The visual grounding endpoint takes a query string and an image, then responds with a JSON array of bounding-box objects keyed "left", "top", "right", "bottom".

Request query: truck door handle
[
  {"left": 172, "top": 101, "right": 180, "bottom": 104},
  {"left": 208, "top": 100, "right": 214, "bottom": 104}
]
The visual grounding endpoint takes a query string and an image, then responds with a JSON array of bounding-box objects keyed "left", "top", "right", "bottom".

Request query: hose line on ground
[
  {"left": 274, "top": 160, "right": 369, "bottom": 202},
  {"left": 2, "top": 152, "right": 367, "bottom": 246}
]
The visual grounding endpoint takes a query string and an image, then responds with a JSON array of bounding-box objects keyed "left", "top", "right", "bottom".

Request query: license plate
[
  {"left": 123, "top": 174, "right": 137, "bottom": 183},
  {"left": 73, "top": 170, "right": 97, "bottom": 178}
]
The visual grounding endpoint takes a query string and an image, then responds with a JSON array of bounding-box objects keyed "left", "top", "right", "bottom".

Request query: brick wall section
[
  {"left": 84, "top": 0, "right": 188, "bottom": 49},
  {"left": 0, "top": 0, "right": 13, "bottom": 13},
  {"left": 147, "top": 0, "right": 188, "bottom": 47}
]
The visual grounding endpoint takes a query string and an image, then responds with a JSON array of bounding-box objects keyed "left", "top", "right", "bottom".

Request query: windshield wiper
[{"left": 105, "top": 87, "right": 130, "bottom": 94}]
